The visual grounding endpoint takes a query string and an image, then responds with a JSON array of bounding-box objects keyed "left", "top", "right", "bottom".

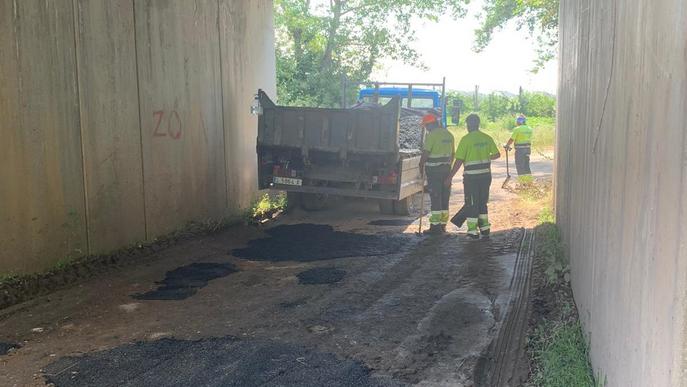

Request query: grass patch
[
  {"left": 530, "top": 320, "right": 600, "bottom": 387},
  {"left": 448, "top": 115, "right": 555, "bottom": 152},
  {"left": 528, "top": 219, "right": 601, "bottom": 386},
  {"left": 538, "top": 207, "right": 555, "bottom": 224}
]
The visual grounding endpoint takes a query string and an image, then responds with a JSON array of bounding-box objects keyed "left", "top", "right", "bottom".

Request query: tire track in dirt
[{"left": 475, "top": 229, "right": 534, "bottom": 386}]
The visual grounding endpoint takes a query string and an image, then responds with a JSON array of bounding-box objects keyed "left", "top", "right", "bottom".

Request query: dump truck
[{"left": 254, "top": 88, "right": 430, "bottom": 214}]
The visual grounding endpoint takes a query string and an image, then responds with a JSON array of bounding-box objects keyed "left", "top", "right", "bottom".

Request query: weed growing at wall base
[
  {"left": 250, "top": 193, "right": 287, "bottom": 223},
  {"left": 528, "top": 219, "right": 600, "bottom": 386},
  {"left": 530, "top": 320, "right": 600, "bottom": 387}
]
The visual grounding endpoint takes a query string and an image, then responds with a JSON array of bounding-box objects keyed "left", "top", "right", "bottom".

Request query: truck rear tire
[
  {"left": 300, "top": 193, "right": 328, "bottom": 211},
  {"left": 392, "top": 197, "right": 411, "bottom": 216},
  {"left": 379, "top": 199, "right": 394, "bottom": 215},
  {"left": 285, "top": 192, "right": 301, "bottom": 213}
]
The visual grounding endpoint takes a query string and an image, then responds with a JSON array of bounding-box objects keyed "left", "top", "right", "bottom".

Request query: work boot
[{"left": 466, "top": 218, "right": 479, "bottom": 239}]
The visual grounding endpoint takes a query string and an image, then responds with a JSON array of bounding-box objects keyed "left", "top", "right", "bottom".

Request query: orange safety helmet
[{"left": 421, "top": 114, "right": 438, "bottom": 126}]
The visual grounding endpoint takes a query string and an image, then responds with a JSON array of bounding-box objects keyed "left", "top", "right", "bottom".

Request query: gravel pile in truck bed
[
  {"left": 399, "top": 115, "right": 423, "bottom": 150},
  {"left": 350, "top": 102, "right": 424, "bottom": 150}
]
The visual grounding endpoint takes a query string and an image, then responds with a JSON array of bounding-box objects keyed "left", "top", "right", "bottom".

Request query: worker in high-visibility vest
[
  {"left": 446, "top": 114, "right": 500, "bottom": 239},
  {"left": 505, "top": 115, "right": 533, "bottom": 176},
  {"left": 419, "top": 113, "right": 455, "bottom": 234}
]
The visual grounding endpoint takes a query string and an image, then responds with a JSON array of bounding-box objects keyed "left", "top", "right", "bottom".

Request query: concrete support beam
[
  {"left": 557, "top": 0, "right": 687, "bottom": 385},
  {"left": 0, "top": 0, "right": 276, "bottom": 274},
  {"left": 134, "top": 0, "right": 227, "bottom": 237},
  {"left": 75, "top": 0, "right": 146, "bottom": 253},
  {"left": 0, "top": 0, "right": 87, "bottom": 273}
]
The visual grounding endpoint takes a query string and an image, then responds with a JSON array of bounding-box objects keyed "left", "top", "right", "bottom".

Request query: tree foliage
[
  {"left": 274, "top": 0, "right": 468, "bottom": 107},
  {"left": 447, "top": 88, "right": 555, "bottom": 120},
  {"left": 474, "top": 0, "right": 559, "bottom": 72}
]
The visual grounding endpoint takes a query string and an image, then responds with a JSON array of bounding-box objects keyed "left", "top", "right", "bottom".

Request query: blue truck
[{"left": 353, "top": 80, "right": 447, "bottom": 127}]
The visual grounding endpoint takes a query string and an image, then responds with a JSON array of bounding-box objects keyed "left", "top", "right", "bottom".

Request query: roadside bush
[{"left": 250, "top": 193, "right": 287, "bottom": 222}]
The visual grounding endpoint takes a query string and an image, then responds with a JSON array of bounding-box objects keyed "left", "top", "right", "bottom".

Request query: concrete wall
[
  {"left": 556, "top": 0, "right": 687, "bottom": 385},
  {"left": 0, "top": 0, "right": 276, "bottom": 275}
]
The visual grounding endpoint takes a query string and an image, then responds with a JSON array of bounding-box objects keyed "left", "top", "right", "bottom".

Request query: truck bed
[{"left": 257, "top": 90, "right": 403, "bottom": 156}]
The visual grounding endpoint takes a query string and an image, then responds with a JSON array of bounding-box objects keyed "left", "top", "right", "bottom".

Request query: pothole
[{"left": 43, "top": 336, "right": 404, "bottom": 386}]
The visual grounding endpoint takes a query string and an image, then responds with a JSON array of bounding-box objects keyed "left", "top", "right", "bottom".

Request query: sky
[{"left": 372, "top": 1, "right": 559, "bottom": 95}]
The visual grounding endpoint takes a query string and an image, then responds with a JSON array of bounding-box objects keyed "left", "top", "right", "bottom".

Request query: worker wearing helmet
[
  {"left": 419, "top": 113, "right": 455, "bottom": 234},
  {"left": 505, "top": 115, "right": 533, "bottom": 176},
  {"left": 446, "top": 114, "right": 501, "bottom": 239}
]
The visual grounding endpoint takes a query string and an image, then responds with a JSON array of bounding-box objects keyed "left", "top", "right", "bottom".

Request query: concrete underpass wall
[
  {"left": 0, "top": 0, "right": 276, "bottom": 275},
  {"left": 557, "top": 0, "right": 687, "bottom": 385}
]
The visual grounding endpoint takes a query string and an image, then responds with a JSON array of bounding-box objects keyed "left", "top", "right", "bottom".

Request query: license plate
[{"left": 273, "top": 176, "right": 302, "bottom": 186}]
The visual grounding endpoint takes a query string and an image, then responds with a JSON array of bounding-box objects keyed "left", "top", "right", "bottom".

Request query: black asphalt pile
[
  {"left": 132, "top": 262, "right": 237, "bottom": 301},
  {"left": 0, "top": 342, "right": 19, "bottom": 356},
  {"left": 399, "top": 115, "right": 423, "bottom": 150},
  {"left": 43, "top": 337, "right": 404, "bottom": 387},
  {"left": 231, "top": 224, "right": 408, "bottom": 262},
  {"left": 297, "top": 267, "right": 346, "bottom": 285},
  {"left": 350, "top": 102, "right": 423, "bottom": 150}
]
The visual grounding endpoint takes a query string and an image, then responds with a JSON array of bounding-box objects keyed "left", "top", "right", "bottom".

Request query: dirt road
[{"left": 0, "top": 156, "right": 553, "bottom": 387}]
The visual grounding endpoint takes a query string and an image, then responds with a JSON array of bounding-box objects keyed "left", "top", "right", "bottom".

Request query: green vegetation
[
  {"left": 474, "top": 0, "right": 559, "bottom": 71},
  {"left": 538, "top": 206, "right": 555, "bottom": 224},
  {"left": 250, "top": 193, "right": 287, "bottom": 222},
  {"left": 0, "top": 274, "right": 18, "bottom": 285},
  {"left": 536, "top": 222, "right": 567, "bottom": 285},
  {"left": 528, "top": 199, "right": 600, "bottom": 387},
  {"left": 447, "top": 90, "right": 556, "bottom": 121},
  {"left": 530, "top": 320, "right": 600, "bottom": 387},
  {"left": 448, "top": 115, "right": 555, "bottom": 152},
  {"left": 275, "top": 0, "right": 468, "bottom": 107}
]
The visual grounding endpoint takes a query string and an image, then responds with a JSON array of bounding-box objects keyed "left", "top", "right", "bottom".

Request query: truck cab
[{"left": 357, "top": 87, "right": 447, "bottom": 126}]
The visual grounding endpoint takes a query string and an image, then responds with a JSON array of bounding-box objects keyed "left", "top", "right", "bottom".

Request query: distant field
[{"left": 448, "top": 116, "right": 556, "bottom": 153}]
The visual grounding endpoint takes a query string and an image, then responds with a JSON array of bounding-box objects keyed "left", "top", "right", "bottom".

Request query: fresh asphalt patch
[
  {"left": 367, "top": 219, "right": 416, "bottom": 226},
  {"left": 43, "top": 337, "right": 404, "bottom": 387},
  {"left": 132, "top": 262, "right": 237, "bottom": 301},
  {"left": 231, "top": 224, "right": 409, "bottom": 262},
  {"left": 0, "top": 342, "right": 20, "bottom": 356},
  {"left": 297, "top": 267, "right": 346, "bottom": 285}
]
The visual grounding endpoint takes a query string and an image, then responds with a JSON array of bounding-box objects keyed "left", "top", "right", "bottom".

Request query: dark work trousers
[
  {"left": 425, "top": 164, "right": 451, "bottom": 224},
  {"left": 515, "top": 146, "right": 532, "bottom": 175},
  {"left": 463, "top": 173, "right": 492, "bottom": 219}
]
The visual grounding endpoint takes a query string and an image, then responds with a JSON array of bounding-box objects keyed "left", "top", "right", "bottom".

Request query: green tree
[
  {"left": 473, "top": 0, "right": 559, "bottom": 71},
  {"left": 274, "top": 0, "right": 469, "bottom": 107},
  {"left": 524, "top": 92, "right": 556, "bottom": 117}
]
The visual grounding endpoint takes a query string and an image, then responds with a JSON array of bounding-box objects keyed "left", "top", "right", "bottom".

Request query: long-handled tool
[
  {"left": 502, "top": 146, "right": 512, "bottom": 189},
  {"left": 450, "top": 204, "right": 468, "bottom": 228},
  {"left": 416, "top": 126, "right": 427, "bottom": 235},
  {"left": 417, "top": 180, "right": 425, "bottom": 234}
]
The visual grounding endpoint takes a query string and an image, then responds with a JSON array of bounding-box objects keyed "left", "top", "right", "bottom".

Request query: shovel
[
  {"left": 417, "top": 182, "right": 426, "bottom": 235},
  {"left": 450, "top": 205, "right": 471, "bottom": 228},
  {"left": 502, "top": 146, "right": 512, "bottom": 189}
]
